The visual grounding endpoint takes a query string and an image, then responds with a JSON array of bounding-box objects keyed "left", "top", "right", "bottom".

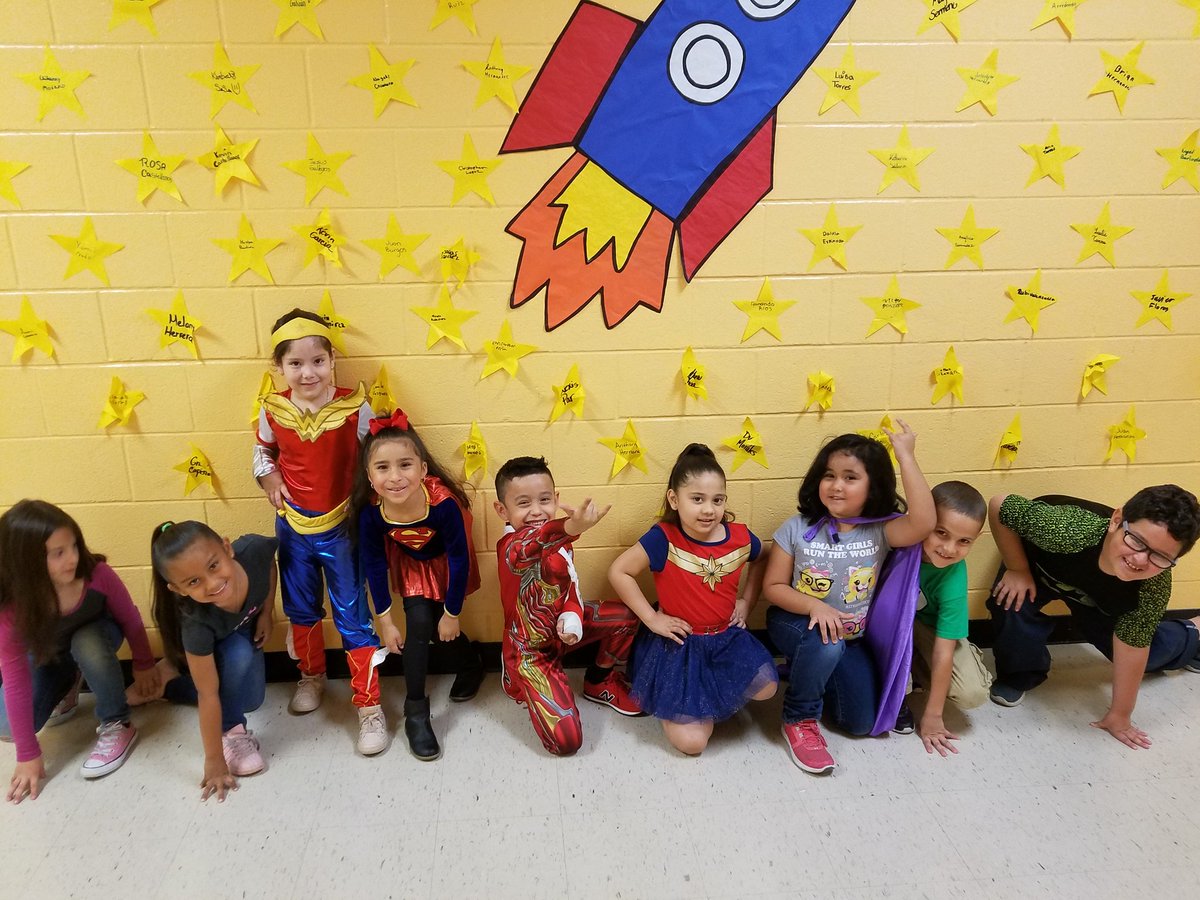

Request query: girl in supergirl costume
[
  {"left": 350, "top": 411, "right": 485, "bottom": 761},
  {"left": 252, "top": 309, "right": 386, "bottom": 756}
]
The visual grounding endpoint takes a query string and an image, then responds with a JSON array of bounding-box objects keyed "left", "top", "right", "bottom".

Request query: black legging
[{"left": 402, "top": 596, "right": 479, "bottom": 700}]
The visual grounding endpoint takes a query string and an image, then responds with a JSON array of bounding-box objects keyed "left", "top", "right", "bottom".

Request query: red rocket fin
[
  {"left": 677, "top": 114, "right": 777, "bottom": 281},
  {"left": 501, "top": 1, "right": 639, "bottom": 154}
]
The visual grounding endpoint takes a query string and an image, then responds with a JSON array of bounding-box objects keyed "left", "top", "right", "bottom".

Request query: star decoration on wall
[
  {"left": 869, "top": 125, "right": 934, "bottom": 193},
  {"left": 955, "top": 49, "right": 1019, "bottom": 116},
  {"left": 363, "top": 214, "right": 428, "bottom": 278},
  {"left": 917, "top": 0, "right": 979, "bottom": 41},
  {"left": 800, "top": 205, "right": 862, "bottom": 271},
  {"left": 438, "top": 238, "right": 481, "bottom": 284},
  {"left": 214, "top": 215, "right": 282, "bottom": 284},
  {"left": 50, "top": 217, "right": 123, "bottom": 286},
  {"left": 1088, "top": 42, "right": 1154, "bottom": 113},
  {"left": 480, "top": 320, "right": 536, "bottom": 379},
  {"left": 97, "top": 376, "right": 145, "bottom": 429},
  {"left": 599, "top": 420, "right": 648, "bottom": 477},
  {"left": 411, "top": 285, "right": 477, "bottom": 350},
  {"left": 198, "top": 126, "right": 261, "bottom": 195},
  {"left": 1071, "top": 202, "right": 1133, "bottom": 266},
  {"left": 1156, "top": 129, "right": 1200, "bottom": 191},
  {"left": 681, "top": 347, "right": 707, "bottom": 401},
  {"left": 1030, "top": 0, "right": 1089, "bottom": 37},
  {"left": 1178, "top": 0, "right": 1200, "bottom": 37},
  {"left": 549, "top": 363, "right": 586, "bottom": 423},
  {"left": 367, "top": 365, "right": 398, "bottom": 415},
  {"left": 272, "top": 0, "right": 325, "bottom": 39},
  {"left": 431, "top": 0, "right": 479, "bottom": 35},
  {"left": 1105, "top": 406, "right": 1146, "bottom": 462},
  {"left": 814, "top": 45, "right": 879, "bottom": 116},
  {"left": 1020, "top": 124, "right": 1081, "bottom": 188},
  {"left": 862, "top": 276, "right": 921, "bottom": 336},
  {"left": 116, "top": 132, "right": 187, "bottom": 205},
  {"left": 1131, "top": 271, "right": 1190, "bottom": 330},
  {"left": 110, "top": 0, "right": 167, "bottom": 35},
  {"left": 936, "top": 204, "right": 998, "bottom": 269},
  {"left": 463, "top": 37, "right": 531, "bottom": 112},
  {"left": 189, "top": 44, "right": 259, "bottom": 118},
  {"left": 930, "top": 346, "right": 964, "bottom": 404},
  {"left": 1004, "top": 270, "right": 1058, "bottom": 333},
  {"left": 250, "top": 371, "right": 276, "bottom": 423},
  {"left": 316, "top": 291, "right": 349, "bottom": 353},
  {"left": 18, "top": 48, "right": 90, "bottom": 121},
  {"left": 996, "top": 415, "right": 1022, "bottom": 466},
  {"left": 804, "top": 371, "right": 836, "bottom": 412},
  {"left": 438, "top": 134, "right": 501, "bottom": 205},
  {"left": 734, "top": 278, "right": 796, "bottom": 342},
  {"left": 0, "top": 158, "right": 31, "bottom": 207},
  {"left": 147, "top": 291, "right": 203, "bottom": 359},
  {"left": 293, "top": 208, "right": 346, "bottom": 269},
  {"left": 459, "top": 421, "right": 489, "bottom": 479},
  {"left": 174, "top": 446, "right": 215, "bottom": 496},
  {"left": 282, "top": 133, "right": 351, "bottom": 205},
  {"left": 0, "top": 297, "right": 54, "bottom": 361},
  {"left": 348, "top": 45, "right": 417, "bottom": 117},
  {"left": 723, "top": 417, "right": 769, "bottom": 471},
  {"left": 1081, "top": 353, "right": 1120, "bottom": 398}
]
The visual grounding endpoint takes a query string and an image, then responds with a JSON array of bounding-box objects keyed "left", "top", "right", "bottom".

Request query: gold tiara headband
[{"left": 271, "top": 317, "right": 332, "bottom": 351}]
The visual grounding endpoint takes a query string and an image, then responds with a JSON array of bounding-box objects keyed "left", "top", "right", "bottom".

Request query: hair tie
[
  {"left": 369, "top": 408, "right": 410, "bottom": 435},
  {"left": 159, "top": 521, "right": 174, "bottom": 534}
]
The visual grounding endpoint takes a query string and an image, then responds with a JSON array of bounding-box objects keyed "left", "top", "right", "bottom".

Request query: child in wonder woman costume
[{"left": 252, "top": 309, "right": 387, "bottom": 756}]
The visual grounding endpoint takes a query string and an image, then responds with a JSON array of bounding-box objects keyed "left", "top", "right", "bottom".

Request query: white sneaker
[
  {"left": 289, "top": 673, "right": 326, "bottom": 714},
  {"left": 356, "top": 705, "right": 388, "bottom": 756}
]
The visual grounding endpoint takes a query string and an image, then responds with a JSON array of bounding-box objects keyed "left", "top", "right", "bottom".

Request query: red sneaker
[
  {"left": 781, "top": 720, "right": 836, "bottom": 775},
  {"left": 582, "top": 671, "right": 644, "bottom": 717}
]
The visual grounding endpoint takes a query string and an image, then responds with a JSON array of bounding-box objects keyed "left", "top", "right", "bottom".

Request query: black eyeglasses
[{"left": 1119, "top": 521, "right": 1177, "bottom": 570}]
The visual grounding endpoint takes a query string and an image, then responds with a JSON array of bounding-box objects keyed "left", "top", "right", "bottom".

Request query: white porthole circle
[
  {"left": 668, "top": 23, "right": 744, "bottom": 104},
  {"left": 738, "top": 0, "right": 801, "bottom": 19}
]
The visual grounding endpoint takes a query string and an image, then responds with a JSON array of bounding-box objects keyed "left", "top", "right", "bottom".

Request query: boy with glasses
[{"left": 987, "top": 486, "right": 1200, "bottom": 748}]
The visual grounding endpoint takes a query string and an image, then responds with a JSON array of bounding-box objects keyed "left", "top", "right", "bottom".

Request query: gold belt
[{"left": 278, "top": 498, "right": 349, "bottom": 534}]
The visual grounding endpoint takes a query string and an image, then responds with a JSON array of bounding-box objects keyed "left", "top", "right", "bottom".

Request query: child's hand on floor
[{"left": 918, "top": 714, "right": 960, "bottom": 756}]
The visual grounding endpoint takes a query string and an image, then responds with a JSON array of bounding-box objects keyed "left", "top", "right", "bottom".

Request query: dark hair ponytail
[
  {"left": 661, "top": 443, "right": 732, "bottom": 526},
  {"left": 150, "top": 521, "right": 222, "bottom": 669}
]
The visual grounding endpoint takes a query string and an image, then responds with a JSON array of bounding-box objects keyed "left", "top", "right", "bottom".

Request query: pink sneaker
[
  {"left": 222, "top": 724, "right": 265, "bottom": 776},
  {"left": 583, "top": 670, "right": 644, "bottom": 717},
  {"left": 80, "top": 721, "right": 137, "bottom": 779},
  {"left": 781, "top": 720, "right": 836, "bottom": 775},
  {"left": 48, "top": 670, "right": 83, "bottom": 728}
]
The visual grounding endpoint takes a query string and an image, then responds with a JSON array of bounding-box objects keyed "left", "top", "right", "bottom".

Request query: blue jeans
[
  {"left": 767, "top": 607, "right": 878, "bottom": 735},
  {"left": 163, "top": 625, "right": 266, "bottom": 732},
  {"left": 0, "top": 616, "right": 130, "bottom": 737}
]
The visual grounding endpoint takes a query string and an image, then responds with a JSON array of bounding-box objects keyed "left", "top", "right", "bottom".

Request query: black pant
[{"left": 402, "top": 596, "right": 481, "bottom": 699}]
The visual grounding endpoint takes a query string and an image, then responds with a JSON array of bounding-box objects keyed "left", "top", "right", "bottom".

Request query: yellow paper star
[
  {"left": 367, "top": 365, "right": 397, "bottom": 415},
  {"left": 734, "top": 278, "right": 796, "bottom": 342},
  {"left": 955, "top": 49, "right": 1019, "bottom": 116},
  {"left": 273, "top": 0, "right": 324, "bottom": 38},
  {"left": 459, "top": 421, "right": 489, "bottom": 479},
  {"left": 599, "top": 420, "right": 648, "bottom": 477},
  {"left": 917, "top": 0, "right": 979, "bottom": 41},
  {"left": 1004, "top": 270, "right": 1058, "bottom": 333},
  {"left": 283, "top": 133, "right": 351, "bottom": 206},
  {"left": 316, "top": 291, "right": 349, "bottom": 353},
  {"left": 189, "top": 44, "right": 259, "bottom": 118},
  {"left": 411, "top": 284, "right": 478, "bottom": 350},
  {"left": 800, "top": 205, "right": 862, "bottom": 271},
  {"left": 857, "top": 415, "right": 898, "bottom": 465},
  {"left": 116, "top": 132, "right": 187, "bottom": 205},
  {"left": 1089, "top": 42, "right": 1155, "bottom": 113},
  {"left": 930, "top": 346, "right": 965, "bottom": 405},
  {"left": 1105, "top": 406, "right": 1146, "bottom": 462},
  {"left": 936, "top": 204, "right": 998, "bottom": 270},
  {"left": 1020, "top": 124, "right": 1081, "bottom": 189},
  {"left": 0, "top": 297, "right": 54, "bottom": 361},
  {"left": 110, "top": 0, "right": 166, "bottom": 35},
  {"left": 549, "top": 364, "right": 586, "bottom": 423},
  {"left": 50, "top": 217, "right": 123, "bottom": 286},
  {"left": 18, "top": 48, "right": 90, "bottom": 121},
  {"left": 1132, "top": 270, "right": 1191, "bottom": 330},
  {"left": 174, "top": 446, "right": 215, "bottom": 496},
  {"left": 862, "top": 275, "right": 921, "bottom": 337},
  {"left": 293, "top": 208, "right": 346, "bottom": 269},
  {"left": 198, "top": 126, "right": 261, "bottom": 195},
  {"left": 480, "top": 320, "right": 536, "bottom": 380},
  {"left": 348, "top": 45, "right": 417, "bottom": 117},
  {"left": 722, "top": 417, "right": 768, "bottom": 472},
  {"left": 1081, "top": 353, "right": 1120, "bottom": 398},
  {"left": 147, "top": 291, "right": 203, "bottom": 359},
  {"left": 869, "top": 125, "right": 935, "bottom": 193},
  {"left": 1179, "top": 0, "right": 1200, "bottom": 37},
  {"left": 0, "top": 159, "right": 31, "bottom": 208},
  {"left": 438, "top": 238, "right": 481, "bottom": 284},
  {"left": 1157, "top": 129, "right": 1200, "bottom": 191},
  {"left": 250, "top": 371, "right": 276, "bottom": 424},
  {"left": 97, "top": 377, "right": 145, "bottom": 429},
  {"left": 364, "top": 214, "right": 428, "bottom": 278},
  {"left": 996, "top": 415, "right": 1022, "bottom": 466},
  {"left": 804, "top": 371, "right": 836, "bottom": 412},
  {"left": 462, "top": 37, "right": 532, "bottom": 113},
  {"left": 681, "top": 347, "right": 707, "bottom": 401},
  {"left": 438, "top": 134, "right": 501, "bottom": 206},
  {"left": 1071, "top": 202, "right": 1133, "bottom": 266},
  {"left": 815, "top": 45, "right": 879, "bottom": 116},
  {"left": 214, "top": 215, "right": 282, "bottom": 284},
  {"left": 1031, "top": 0, "right": 1089, "bottom": 37},
  {"left": 431, "top": 0, "right": 479, "bottom": 34}
]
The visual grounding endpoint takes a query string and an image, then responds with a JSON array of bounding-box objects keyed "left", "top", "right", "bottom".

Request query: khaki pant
[{"left": 911, "top": 621, "right": 993, "bottom": 710}]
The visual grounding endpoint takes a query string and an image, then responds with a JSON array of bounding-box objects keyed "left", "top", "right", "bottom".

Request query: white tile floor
[{"left": 3, "top": 644, "right": 1199, "bottom": 899}]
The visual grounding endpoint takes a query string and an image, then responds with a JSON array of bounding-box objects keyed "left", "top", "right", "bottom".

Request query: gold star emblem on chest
[{"left": 667, "top": 544, "right": 751, "bottom": 591}]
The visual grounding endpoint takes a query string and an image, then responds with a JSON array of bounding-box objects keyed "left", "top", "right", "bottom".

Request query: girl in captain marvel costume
[{"left": 252, "top": 309, "right": 387, "bottom": 757}]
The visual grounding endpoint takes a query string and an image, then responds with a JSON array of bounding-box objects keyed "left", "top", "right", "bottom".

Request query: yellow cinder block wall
[{"left": 1, "top": 0, "right": 1197, "bottom": 656}]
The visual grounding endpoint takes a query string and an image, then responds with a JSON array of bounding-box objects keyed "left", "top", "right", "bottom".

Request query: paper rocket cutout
[
  {"left": 0, "top": 158, "right": 31, "bottom": 207},
  {"left": 147, "top": 291, "right": 202, "bottom": 359},
  {"left": 98, "top": 376, "right": 145, "bottom": 429},
  {"left": 316, "top": 291, "right": 348, "bottom": 353},
  {"left": 599, "top": 420, "right": 648, "bottom": 477},
  {"left": 459, "top": 421, "right": 489, "bottom": 479},
  {"left": 936, "top": 205, "right": 998, "bottom": 269},
  {"left": 411, "top": 285, "right": 477, "bottom": 350},
  {"left": 681, "top": 347, "right": 707, "bottom": 401},
  {"left": 1132, "top": 270, "right": 1190, "bottom": 330},
  {"left": 198, "top": 127, "right": 261, "bottom": 195},
  {"left": 110, "top": 0, "right": 166, "bottom": 35},
  {"left": 930, "top": 346, "right": 965, "bottom": 405},
  {"left": 815, "top": 45, "right": 878, "bottom": 116},
  {"left": 250, "top": 371, "right": 276, "bottom": 424},
  {"left": 50, "top": 217, "right": 123, "bottom": 286},
  {"left": 996, "top": 415, "right": 1022, "bottom": 466},
  {"left": 116, "top": 132, "right": 187, "bottom": 205},
  {"left": 174, "top": 445, "right": 215, "bottom": 496},
  {"left": 1157, "top": 129, "right": 1200, "bottom": 191},
  {"left": 273, "top": 0, "right": 325, "bottom": 39},
  {"left": 438, "top": 134, "right": 501, "bottom": 206},
  {"left": 293, "top": 208, "right": 346, "bottom": 269},
  {"left": 0, "top": 297, "right": 54, "bottom": 361},
  {"left": 283, "top": 133, "right": 351, "bottom": 205},
  {"left": 1089, "top": 42, "right": 1154, "bottom": 113},
  {"left": 723, "top": 417, "right": 768, "bottom": 471},
  {"left": 18, "top": 48, "right": 90, "bottom": 121},
  {"left": 1031, "top": 0, "right": 1089, "bottom": 37},
  {"left": 549, "top": 364, "right": 586, "bottom": 423},
  {"left": 189, "top": 45, "right": 259, "bottom": 118},
  {"left": 917, "top": 0, "right": 979, "bottom": 41},
  {"left": 367, "top": 365, "right": 397, "bottom": 415},
  {"left": 348, "top": 45, "right": 417, "bottom": 117},
  {"left": 1021, "top": 124, "right": 1080, "bottom": 189},
  {"left": 364, "top": 215, "right": 427, "bottom": 278},
  {"left": 214, "top": 214, "right": 282, "bottom": 284},
  {"left": 439, "top": 238, "right": 481, "bottom": 284},
  {"left": 1105, "top": 406, "right": 1146, "bottom": 462},
  {"left": 862, "top": 276, "right": 921, "bottom": 336},
  {"left": 480, "top": 320, "right": 536, "bottom": 380},
  {"left": 463, "top": 38, "right": 531, "bottom": 113},
  {"left": 955, "top": 49, "right": 1019, "bottom": 116},
  {"left": 1005, "top": 270, "right": 1058, "bottom": 333},
  {"left": 869, "top": 125, "right": 935, "bottom": 193},
  {"left": 1081, "top": 353, "right": 1120, "bottom": 398},
  {"left": 431, "top": 0, "right": 479, "bottom": 34},
  {"left": 800, "top": 205, "right": 861, "bottom": 271},
  {"left": 1072, "top": 202, "right": 1133, "bottom": 266},
  {"left": 804, "top": 371, "right": 836, "bottom": 412},
  {"left": 735, "top": 278, "right": 796, "bottom": 342}
]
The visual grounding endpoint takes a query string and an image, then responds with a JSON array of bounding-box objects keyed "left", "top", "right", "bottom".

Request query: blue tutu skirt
[{"left": 628, "top": 625, "right": 778, "bottom": 723}]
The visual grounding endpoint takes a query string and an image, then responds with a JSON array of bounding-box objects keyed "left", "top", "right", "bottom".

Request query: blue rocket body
[{"left": 578, "top": 0, "right": 856, "bottom": 219}]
